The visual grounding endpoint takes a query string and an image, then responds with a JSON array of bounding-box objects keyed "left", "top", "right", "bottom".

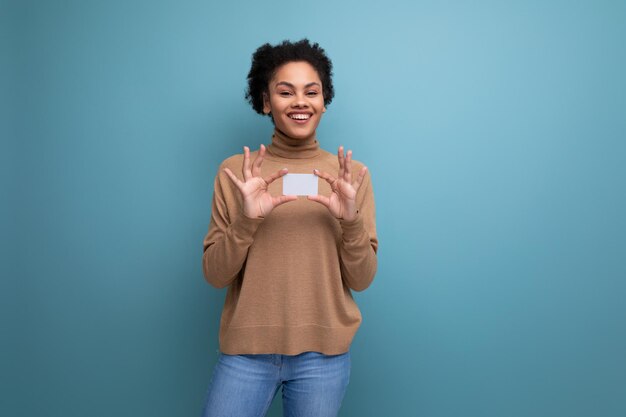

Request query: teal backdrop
[{"left": 3, "top": 0, "right": 625, "bottom": 416}]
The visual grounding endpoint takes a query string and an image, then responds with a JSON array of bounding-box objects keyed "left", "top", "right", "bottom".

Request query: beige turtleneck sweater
[{"left": 202, "top": 128, "right": 378, "bottom": 355}]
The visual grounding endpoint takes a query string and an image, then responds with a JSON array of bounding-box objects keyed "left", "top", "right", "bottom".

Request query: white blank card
[{"left": 282, "top": 173, "right": 318, "bottom": 196}]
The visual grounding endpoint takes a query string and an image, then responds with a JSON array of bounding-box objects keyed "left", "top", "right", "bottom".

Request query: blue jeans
[{"left": 201, "top": 350, "right": 351, "bottom": 417}]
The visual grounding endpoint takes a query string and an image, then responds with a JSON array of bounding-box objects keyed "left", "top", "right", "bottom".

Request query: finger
[
  {"left": 272, "top": 194, "right": 297, "bottom": 207},
  {"left": 353, "top": 166, "right": 367, "bottom": 192},
  {"left": 313, "top": 169, "right": 337, "bottom": 187},
  {"left": 264, "top": 167, "right": 288, "bottom": 185},
  {"left": 345, "top": 149, "right": 352, "bottom": 183},
  {"left": 223, "top": 167, "right": 243, "bottom": 190},
  {"left": 307, "top": 194, "right": 331, "bottom": 208},
  {"left": 252, "top": 144, "right": 265, "bottom": 178},
  {"left": 337, "top": 146, "right": 345, "bottom": 179},
  {"left": 242, "top": 146, "right": 252, "bottom": 181}
]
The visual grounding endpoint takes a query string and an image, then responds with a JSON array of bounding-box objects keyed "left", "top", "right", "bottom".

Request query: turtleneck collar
[{"left": 266, "top": 128, "right": 321, "bottom": 159}]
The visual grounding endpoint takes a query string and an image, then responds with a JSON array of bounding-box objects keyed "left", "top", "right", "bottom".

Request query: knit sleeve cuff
[
  {"left": 339, "top": 212, "right": 365, "bottom": 240},
  {"left": 230, "top": 211, "right": 265, "bottom": 240}
]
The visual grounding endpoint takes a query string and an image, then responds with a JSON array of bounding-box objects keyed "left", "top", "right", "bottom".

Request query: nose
[{"left": 292, "top": 92, "right": 309, "bottom": 108}]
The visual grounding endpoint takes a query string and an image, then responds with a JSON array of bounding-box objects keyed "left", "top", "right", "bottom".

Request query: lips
[
  {"left": 287, "top": 112, "right": 312, "bottom": 124},
  {"left": 288, "top": 112, "right": 312, "bottom": 120}
]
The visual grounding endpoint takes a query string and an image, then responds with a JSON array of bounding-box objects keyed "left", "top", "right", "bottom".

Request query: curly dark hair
[{"left": 245, "top": 39, "right": 334, "bottom": 117}]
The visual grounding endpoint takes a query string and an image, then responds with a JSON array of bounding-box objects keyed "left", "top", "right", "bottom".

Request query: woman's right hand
[{"left": 223, "top": 145, "right": 297, "bottom": 219}]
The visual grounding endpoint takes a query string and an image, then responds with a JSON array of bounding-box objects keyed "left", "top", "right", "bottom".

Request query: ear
[
  {"left": 262, "top": 92, "right": 271, "bottom": 114},
  {"left": 322, "top": 105, "right": 327, "bottom": 113}
]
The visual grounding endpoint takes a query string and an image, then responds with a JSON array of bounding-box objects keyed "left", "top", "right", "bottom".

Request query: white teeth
[{"left": 290, "top": 113, "right": 310, "bottom": 120}]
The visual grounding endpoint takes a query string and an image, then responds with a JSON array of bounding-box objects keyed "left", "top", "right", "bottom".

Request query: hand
[
  {"left": 307, "top": 146, "right": 367, "bottom": 222},
  {"left": 223, "top": 145, "right": 297, "bottom": 219}
]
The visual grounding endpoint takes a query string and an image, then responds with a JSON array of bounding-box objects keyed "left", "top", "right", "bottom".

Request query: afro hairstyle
[{"left": 245, "top": 39, "right": 334, "bottom": 118}]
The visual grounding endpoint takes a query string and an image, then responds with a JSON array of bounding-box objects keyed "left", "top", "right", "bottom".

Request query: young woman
[{"left": 201, "top": 39, "right": 378, "bottom": 417}]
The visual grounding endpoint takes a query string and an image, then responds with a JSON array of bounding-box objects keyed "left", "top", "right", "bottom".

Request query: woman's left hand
[{"left": 307, "top": 146, "right": 367, "bottom": 222}]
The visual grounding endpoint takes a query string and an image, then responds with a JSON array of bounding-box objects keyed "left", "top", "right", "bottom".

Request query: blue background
[{"left": 3, "top": 0, "right": 625, "bottom": 416}]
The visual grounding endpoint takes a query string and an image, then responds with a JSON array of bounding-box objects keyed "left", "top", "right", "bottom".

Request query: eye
[
  {"left": 306, "top": 91, "right": 319, "bottom": 96},
  {"left": 279, "top": 91, "right": 292, "bottom": 96}
]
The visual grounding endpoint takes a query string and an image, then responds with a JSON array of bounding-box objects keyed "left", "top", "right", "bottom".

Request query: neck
[{"left": 266, "top": 127, "right": 321, "bottom": 159}]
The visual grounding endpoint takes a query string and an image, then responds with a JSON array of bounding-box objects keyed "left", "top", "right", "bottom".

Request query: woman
[{"left": 201, "top": 39, "right": 378, "bottom": 417}]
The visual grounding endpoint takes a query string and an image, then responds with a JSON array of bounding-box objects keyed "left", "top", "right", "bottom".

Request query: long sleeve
[
  {"left": 338, "top": 170, "right": 378, "bottom": 292},
  {"left": 202, "top": 165, "right": 264, "bottom": 289}
]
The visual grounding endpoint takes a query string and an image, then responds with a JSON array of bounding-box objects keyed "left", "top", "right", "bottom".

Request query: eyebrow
[{"left": 274, "top": 81, "right": 321, "bottom": 89}]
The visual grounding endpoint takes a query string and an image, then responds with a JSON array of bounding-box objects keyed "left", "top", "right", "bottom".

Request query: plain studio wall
[{"left": 3, "top": 0, "right": 625, "bottom": 416}]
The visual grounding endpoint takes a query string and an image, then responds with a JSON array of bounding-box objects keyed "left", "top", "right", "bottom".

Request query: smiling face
[{"left": 263, "top": 61, "right": 326, "bottom": 140}]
